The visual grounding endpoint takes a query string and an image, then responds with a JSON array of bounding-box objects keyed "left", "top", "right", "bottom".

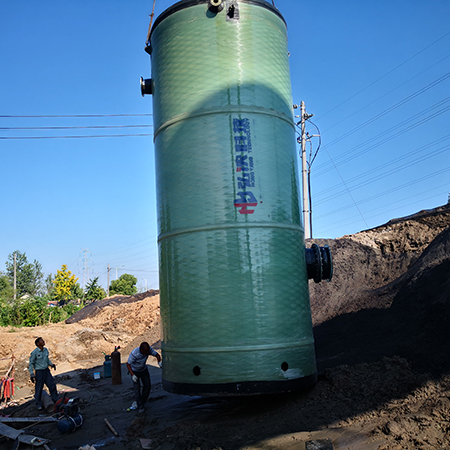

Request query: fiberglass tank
[{"left": 141, "top": 0, "right": 332, "bottom": 395}]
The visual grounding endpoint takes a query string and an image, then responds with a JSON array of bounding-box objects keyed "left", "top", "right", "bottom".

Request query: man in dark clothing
[
  {"left": 127, "top": 342, "right": 161, "bottom": 413},
  {"left": 29, "top": 337, "right": 58, "bottom": 410}
]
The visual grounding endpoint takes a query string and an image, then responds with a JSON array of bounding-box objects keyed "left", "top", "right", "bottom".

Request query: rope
[{"left": 145, "top": 0, "right": 157, "bottom": 47}]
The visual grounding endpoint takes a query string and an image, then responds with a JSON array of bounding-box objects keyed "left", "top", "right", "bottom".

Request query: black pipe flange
[
  {"left": 208, "top": 0, "right": 224, "bottom": 13},
  {"left": 305, "top": 244, "right": 333, "bottom": 283},
  {"left": 140, "top": 77, "right": 153, "bottom": 96}
]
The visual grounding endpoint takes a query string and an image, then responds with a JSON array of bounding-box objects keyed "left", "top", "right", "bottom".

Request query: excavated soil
[{"left": 0, "top": 204, "right": 449, "bottom": 450}]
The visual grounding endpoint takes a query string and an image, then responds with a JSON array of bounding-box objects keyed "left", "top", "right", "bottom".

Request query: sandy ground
[
  {"left": 1, "top": 309, "right": 449, "bottom": 450},
  {"left": 1, "top": 207, "right": 449, "bottom": 450}
]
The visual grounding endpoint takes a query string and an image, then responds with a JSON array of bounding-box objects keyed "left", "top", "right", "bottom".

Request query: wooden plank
[
  {"left": 0, "top": 422, "right": 23, "bottom": 439},
  {"left": 0, "top": 422, "right": 50, "bottom": 447},
  {"left": 104, "top": 418, "right": 119, "bottom": 436},
  {"left": 18, "top": 434, "right": 50, "bottom": 446},
  {"left": 0, "top": 417, "right": 58, "bottom": 423}
]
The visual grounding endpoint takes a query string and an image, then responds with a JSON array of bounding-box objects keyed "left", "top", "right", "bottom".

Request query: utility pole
[
  {"left": 107, "top": 264, "right": 111, "bottom": 296},
  {"left": 301, "top": 101, "right": 312, "bottom": 239},
  {"left": 13, "top": 253, "right": 16, "bottom": 300}
]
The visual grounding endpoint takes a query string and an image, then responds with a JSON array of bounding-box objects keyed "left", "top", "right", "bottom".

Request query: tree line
[{"left": 0, "top": 250, "right": 140, "bottom": 327}]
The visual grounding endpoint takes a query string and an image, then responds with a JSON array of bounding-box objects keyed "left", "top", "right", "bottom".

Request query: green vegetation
[
  {"left": 1, "top": 249, "right": 142, "bottom": 327},
  {"left": 53, "top": 264, "right": 83, "bottom": 303},
  {"left": 0, "top": 297, "right": 81, "bottom": 327},
  {"left": 109, "top": 273, "right": 138, "bottom": 296},
  {"left": 1, "top": 250, "right": 111, "bottom": 328},
  {"left": 6, "top": 251, "right": 44, "bottom": 297},
  {"left": 85, "top": 277, "right": 106, "bottom": 302}
]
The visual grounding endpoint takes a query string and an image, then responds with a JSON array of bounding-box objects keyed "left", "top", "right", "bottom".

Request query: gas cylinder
[
  {"left": 111, "top": 346, "right": 122, "bottom": 385},
  {"left": 103, "top": 354, "right": 112, "bottom": 378}
]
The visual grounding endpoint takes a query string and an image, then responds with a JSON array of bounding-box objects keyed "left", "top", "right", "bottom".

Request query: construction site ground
[
  {"left": 1, "top": 204, "right": 449, "bottom": 450},
  {"left": 0, "top": 295, "right": 448, "bottom": 450}
]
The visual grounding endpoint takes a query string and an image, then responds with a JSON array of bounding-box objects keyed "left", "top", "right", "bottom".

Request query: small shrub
[{"left": 0, "top": 297, "right": 82, "bottom": 327}]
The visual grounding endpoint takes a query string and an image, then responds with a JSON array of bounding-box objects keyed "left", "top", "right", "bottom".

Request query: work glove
[
  {"left": 132, "top": 374, "right": 138, "bottom": 383},
  {"left": 51, "top": 364, "right": 56, "bottom": 370},
  {"left": 30, "top": 375, "right": 35, "bottom": 384}
]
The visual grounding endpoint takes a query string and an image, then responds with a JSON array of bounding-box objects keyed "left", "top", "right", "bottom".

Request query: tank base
[{"left": 163, "top": 373, "right": 317, "bottom": 396}]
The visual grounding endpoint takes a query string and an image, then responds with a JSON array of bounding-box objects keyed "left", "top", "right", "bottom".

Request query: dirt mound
[
  {"left": 67, "top": 291, "right": 162, "bottom": 359},
  {"left": 66, "top": 289, "right": 159, "bottom": 323},
  {"left": 312, "top": 203, "right": 450, "bottom": 378},
  {"left": 309, "top": 203, "right": 450, "bottom": 326}
]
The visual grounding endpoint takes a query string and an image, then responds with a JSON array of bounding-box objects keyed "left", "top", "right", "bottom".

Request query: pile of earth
[
  {"left": 0, "top": 290, "right": 161, "bottom": 385},
  {"left": 66, "top": 289, "right": 162, "bottom": 354},
  {"left": 309, "top": 203, "right": 450, "bottom": 377}
]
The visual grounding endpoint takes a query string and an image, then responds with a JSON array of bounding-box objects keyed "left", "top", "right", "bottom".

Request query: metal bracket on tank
[
  {"left": 226, "top": 0, "right": 240, "bottom": 21},
  {"left": 305, "top": 244, "right": 333, "bottom": 283}
]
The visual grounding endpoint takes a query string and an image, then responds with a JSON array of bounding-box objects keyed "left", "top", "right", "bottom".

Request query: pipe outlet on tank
[
  {"left": 140, "top": 77, "right": 153, "bottom": 96},
  {"left": 226, "top": 1, "right": 239, "bottom": 21},
  {"left": 208, "top": 0, "right": 224, "bottom": 13},
  {"left": 305, "top": 244, "right": 333, "bottom": 283}
]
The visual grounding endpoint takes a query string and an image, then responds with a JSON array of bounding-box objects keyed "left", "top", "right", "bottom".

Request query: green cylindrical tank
[{"left": 144, "top": 0, "right": 321, "bottom": 395}]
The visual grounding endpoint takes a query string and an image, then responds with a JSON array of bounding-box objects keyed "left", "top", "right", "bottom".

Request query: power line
[
  {"left": 315, "top": 144, "right": 450, "bottom": 205},
  {"left": 317, "top": 30, "right": 450, "bottom": 121},
  {"left": 315, "top": 135, "right": 450, "bottom": 198},
  {"left": 325, "top": 70, "right": 450, "bottom": 148},
  {"left": 315, "top": 97, "right": 450, "bottom": 175},
  {"left": 322, "top": 52, "right": 450, "bottom": 134},
  {"left": 317, "top": 188, "right": 448, "bottom": 234},
  {"left": 321, "top": 145, "right": 369, "bottom": 228},
  {"left": 314, "top": 166, "right": 450, "bottom": 220},
  {"left": 0, "top": 124, "right": 152, "bottom": 130},
  {"left": 0, "top": 113, "right": 153, "bottom": 118},
  {"left": 0, "top": 133, "right": 153, "bottom": 140}
]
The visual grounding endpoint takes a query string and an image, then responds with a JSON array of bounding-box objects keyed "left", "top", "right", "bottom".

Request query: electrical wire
[
  {"left": 314, "top": 166, "right": 450, "bottom": 219},
  {"left": 0, "top": 133, "right": 153, "bottom": 140},
  {"left": 322, "top": 52, "right": 450, "bottom": 134},
  {"left": 315, "top": 144, "right": 450, "bottom": 205},
  {"left": 315, "top": 97, "right": 450, "bottom": 175},
  {"left": 0, "top": 125, "right": 152, "bottom": 130},
  {"left": 317, "top": 134, "right": 450, "bottom": 191},
  {"left": 0, "top": 114, "right": 152, "bottom": 118},
  {"left": 320, "top": 146, "right": 369, "bottom": 228},
  {"left": 315, "top": 134, "right": 450, "bottom": 198},
  {"left": 307, "top": 120, "right": 322, "bottom": 166},
  {"left": 325, "top": 70, "right": 450, "bottom": 149},
  {"left": 317, "top": 187, "right": 448, "bottom": 234},
  {"left": 317, "top": 30, "right": 450, "bottom": 121}
]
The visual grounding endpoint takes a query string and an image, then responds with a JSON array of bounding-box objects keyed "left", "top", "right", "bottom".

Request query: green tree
[
  {"left": 72, "top": 282, "right": 84, "bottom": 300},
  {"left": 85, "top": 277, "right": 106, "bottom": 302},
  {"left": 109, "top": 273, "right": 137, "bottom": 296},
  {"left": 53, "top": 265, "right": 79, "bottom": 303},
  {"left": 44, "top": 274, "right": 56, "bottom": 298},
  {"left": 0, "top": 273, "right": 14, "bottom": 301},
  {"left": 5, "top": 251, "right": 44, "bottom": 297}
]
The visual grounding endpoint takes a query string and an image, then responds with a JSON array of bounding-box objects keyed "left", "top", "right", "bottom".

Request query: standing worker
[
  {"left": 127, "top": 342, "right": 161, "bottom": 413},
  {"left": 29, "top": 337, "right": 58, "bottom": 410}
]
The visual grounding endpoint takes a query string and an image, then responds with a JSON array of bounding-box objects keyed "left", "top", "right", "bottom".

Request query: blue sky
[{"left": 1, "top": 0, "right": 449, "bottom": 291}]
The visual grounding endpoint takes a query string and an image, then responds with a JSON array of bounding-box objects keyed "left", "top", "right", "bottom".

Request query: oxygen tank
[{"left": 111, "top": 346, "right": 122, "bottom": 385}]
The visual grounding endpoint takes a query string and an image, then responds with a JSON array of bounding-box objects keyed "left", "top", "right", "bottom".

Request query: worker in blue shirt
[
  {"left": 127, "top": 342, "right": 161, "bottom": 413},
  {"left": 29, "top": 337, "right": 58, "bottom": 410}
]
